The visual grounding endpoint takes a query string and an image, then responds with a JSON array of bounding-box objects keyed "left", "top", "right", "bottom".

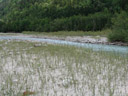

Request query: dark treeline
[
  {"left": 0, "top": 0, "right": 127, "bottom": 32},
  {"left": 0, "top": 0, "right": 128, "bottom": 42}
]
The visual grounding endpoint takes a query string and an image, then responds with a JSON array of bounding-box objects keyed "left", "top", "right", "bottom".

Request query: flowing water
[{"left": 0, "top": 36, "right": 127, "bottom": 54}]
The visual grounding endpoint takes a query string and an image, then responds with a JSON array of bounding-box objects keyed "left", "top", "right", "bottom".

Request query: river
[{"left": 0, "top": 36, "right": 128, "bottom": 54}]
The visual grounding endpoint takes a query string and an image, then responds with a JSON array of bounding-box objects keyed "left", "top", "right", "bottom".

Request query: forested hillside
[{"left": 0, "top": 0, "right": 128, "bottom": 42}]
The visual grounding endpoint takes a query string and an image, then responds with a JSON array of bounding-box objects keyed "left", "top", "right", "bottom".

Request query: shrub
[
  {"left": 108, "top": 11, "right": 128, "bottom": 42},
  {"left": 1, "top": 12, "right": 111, "bottom": 32},
  {"left": 49, "top": 12, "right": 111, "bottom": 32},
  {"left": 0, "top": 20, "right": 5, "bottom": 32}
]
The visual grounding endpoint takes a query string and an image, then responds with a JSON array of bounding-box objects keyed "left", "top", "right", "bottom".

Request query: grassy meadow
[
  {"left": 0, "top": 40, "right": 127, "bottom": 96},
  {"left": 23, "top": 29, "right": 111, "bottom": 37}
]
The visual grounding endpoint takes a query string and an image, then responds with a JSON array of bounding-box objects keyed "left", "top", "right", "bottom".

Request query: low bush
[
  {"left": 0, "top": 20, "right": 5, "bottom": 32},
  {"left": 50, "top": 12, "right": 111, "bottom": 32},
  {"left": 108, "top": 11, "right": 128, "bottom": 43},
  {"left": 2, "top": 12, "right": 111, "bottom": 32}
]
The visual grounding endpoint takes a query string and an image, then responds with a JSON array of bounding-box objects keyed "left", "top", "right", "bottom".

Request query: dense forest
[{"left": 0, "top": 0, "right": 128, "bottom": 42}]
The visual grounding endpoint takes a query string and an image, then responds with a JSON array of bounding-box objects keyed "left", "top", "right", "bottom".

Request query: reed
[{"left": 0, "top": 40, "right": 127, "bottom": 96}]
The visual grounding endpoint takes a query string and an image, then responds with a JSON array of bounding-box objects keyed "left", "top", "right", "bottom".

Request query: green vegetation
[
  {"left": 0, "top": 40, "right": 127, "bottom": 96},
  {"left": 23, "top": 29, "right": 111, "bottom": 37},
  {"left": 108, "top": 11, "right": 128, "bottom": 43},
  {"left": 0, "top": 0, "right": 128, "bottom": 42}
]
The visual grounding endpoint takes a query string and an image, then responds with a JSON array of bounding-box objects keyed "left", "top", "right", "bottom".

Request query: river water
[{"left": 0, "top": 36, "right": 128, "bottom": 54}]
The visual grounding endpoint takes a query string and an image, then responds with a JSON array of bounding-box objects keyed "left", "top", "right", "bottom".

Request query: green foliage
[
  {"left": 0, "top": 20, "right": 5, "bottom": 32},
  {"left": 108, "top": 11, "right": 128, "bottom": 42},
  {"left": 1, "top": 11, "right": 111, "bottom": 32},
  {"left": 50, "top": 12, "right": 111, "bottom": 32}
]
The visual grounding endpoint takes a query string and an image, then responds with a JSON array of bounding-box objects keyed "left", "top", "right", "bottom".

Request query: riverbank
[
  {"left": 30, "top": 35, "right": 128, "bottom": 46},
  {"left": 0, "top": 32, "right": 128, "bottom": 46}
]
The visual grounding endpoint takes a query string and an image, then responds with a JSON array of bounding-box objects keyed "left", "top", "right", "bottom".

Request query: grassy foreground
[
  {"left": 23, "top": 29, "right": 111, "bottom": 37},
  {"left": 0, "top": 40, "right": 127, "bottom": 96}
]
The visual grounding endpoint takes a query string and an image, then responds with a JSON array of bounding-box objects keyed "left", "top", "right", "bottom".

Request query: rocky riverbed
[
  {"left": 0, "top": 33, "right": 128, "bottom": 46},
  {"left": 30, "top": 35, "right": 128, "bottom": 46}
]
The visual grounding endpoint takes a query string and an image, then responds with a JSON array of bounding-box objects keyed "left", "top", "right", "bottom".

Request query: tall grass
[{"left": 0, "top": 40, "right": 127, "bottom": 96}]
